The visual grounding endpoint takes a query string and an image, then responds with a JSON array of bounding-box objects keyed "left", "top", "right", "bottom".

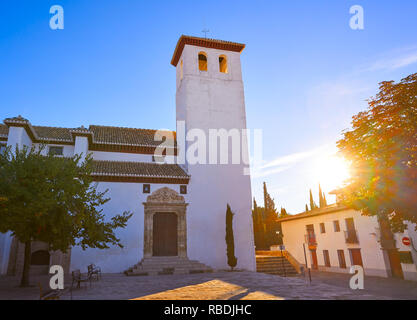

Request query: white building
[
  {"left": 0, "top": 35, "right": 256, "bottom": 276},
  {"left": 278, "top": 202, "right": 417, "bottom": 281}
]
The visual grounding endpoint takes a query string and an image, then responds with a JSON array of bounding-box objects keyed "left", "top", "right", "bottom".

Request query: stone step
[
  {"left": 125, "top": 257, "right": 213, "bottom": 276},
  {"left": 255, "top": 255, "right": 298, "bottom": 277},
  {"left": 134, "top": 266, "right": 211, "bottom": 273},
  {"left": 257, "top": 263, "right": 294, "bottom": 267}
]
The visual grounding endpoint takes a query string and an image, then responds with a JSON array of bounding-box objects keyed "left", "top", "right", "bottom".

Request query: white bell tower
[{"left": 171, "top": 35, "right": 256, "bottom": 271}]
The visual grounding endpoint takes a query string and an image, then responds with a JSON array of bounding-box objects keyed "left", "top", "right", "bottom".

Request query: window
[
  {"left": 180, "top": 60, "right": 183, "bottom": 80},
  {"left": 320, "top": 223, "right": 326, "bottom": 233},
  {"left": 48, "top": 146, "right": 63, "bottom": 156},
  {"left": 180, "top": 185, "right": 187, "bottom": 194},
  {"left": 143, "top": 184, "right": 150, "bottom": 194},
  {"left": 323, "top": 250, "right": 331, "bottom": 267},
  {"left": 198, "top": 52, "right": 207, "bottom": 71},
  {"left": 333, "top": 220, "right": 340, "bottom": 232},
  {"left": 31, "top": 250, "right": 50, "bottom": 265},
  {"left": 345, "top": 217, "right": 355, "bottom": 231},
  {"left": 219, "top": 55, "right": 228, "bottom": 73},
  {"left": 337, "top": 250, "right": 347, "bottom": 268}
]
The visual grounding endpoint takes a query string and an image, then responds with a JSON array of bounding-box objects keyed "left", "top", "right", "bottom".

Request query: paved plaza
[{"left": 1, "top": 270, "right": 416, "bottom": 300}]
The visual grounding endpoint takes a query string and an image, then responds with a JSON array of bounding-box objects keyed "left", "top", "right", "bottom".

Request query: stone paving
[{"left": 0, "top": 271, "right": 398, "bottom": 300}]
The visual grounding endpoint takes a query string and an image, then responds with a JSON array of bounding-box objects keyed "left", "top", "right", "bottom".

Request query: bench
[
  {"left": 71, "top": 269, "right": 91, "bottom": 289},
  {"left": 88, "top": 264, "right": 102, "bottom": 280}
]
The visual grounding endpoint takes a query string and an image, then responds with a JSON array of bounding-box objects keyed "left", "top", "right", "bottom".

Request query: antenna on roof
[{"left": 201, "top": 28, "right": 210, "bottom": 39}]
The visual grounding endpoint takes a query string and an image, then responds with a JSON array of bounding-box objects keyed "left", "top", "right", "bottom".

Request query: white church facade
[{"left": 0, "top": 35, "right": 256, "bottom": 276}]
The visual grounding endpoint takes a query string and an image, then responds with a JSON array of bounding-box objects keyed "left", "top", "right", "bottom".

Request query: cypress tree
[
  {"left": 225, "top": 204, "right": 237, "bottom": 271},
  {"left": 309, "top": 189, "right": 317, "bottom": 210},
  {"left": 319, "top": 184, "right": 324, "bottom": 208}
]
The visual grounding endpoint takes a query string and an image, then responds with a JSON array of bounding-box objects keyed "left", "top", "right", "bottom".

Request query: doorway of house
[
  {"left": 349, "top": 248, "right": 363, "bottom": 267},
  {"left": 310, "top": 249, "right": 318, "bottom": 269}
]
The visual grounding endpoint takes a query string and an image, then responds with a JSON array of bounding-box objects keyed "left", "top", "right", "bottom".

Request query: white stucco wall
[
  {"left": 281, "top": 208, "right": 391, "bottom": 277},
  {"left": 34, "top": 143, "right": 75, "bottom": 157},
  {"left": 91, "top": 151, "right": 175, "bottom": 164},
  {"left": 175, "top": 44, "right": 256, "bottom": 271},
  {"left": 70, "top": 182, "right": 189, "bottom": 273}
]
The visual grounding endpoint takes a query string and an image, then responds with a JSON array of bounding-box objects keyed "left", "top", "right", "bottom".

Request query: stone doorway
[{"left": 143, "top": 187, "right": 187, "bottom": 258}]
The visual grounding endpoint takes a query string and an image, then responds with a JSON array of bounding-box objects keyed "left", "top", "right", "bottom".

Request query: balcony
[
  {"left": 305, "top": 233, "right": 317, "bottom": 246},
  {"left": 344, "top": 229, "right": 359, "bottom": 244}
]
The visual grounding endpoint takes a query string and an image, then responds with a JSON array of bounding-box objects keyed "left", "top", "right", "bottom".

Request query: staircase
[
  {"left": 256, "top": 255, "right": 298, "bottom": 276},
  {"left": 124, "top": 256, "right": 213, "bottom": 276}
]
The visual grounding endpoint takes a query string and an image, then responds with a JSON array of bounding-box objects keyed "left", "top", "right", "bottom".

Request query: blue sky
[{"left": 1, "top": 1, "right": 417, "bottom": 213}]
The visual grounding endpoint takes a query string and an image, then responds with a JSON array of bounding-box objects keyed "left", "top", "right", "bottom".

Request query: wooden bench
[
  {"left": 71, "top": 269, "right": 91, "bottom": 289},
  {"left": 87, "top": 264, "right": 102, "bottom": 280}
]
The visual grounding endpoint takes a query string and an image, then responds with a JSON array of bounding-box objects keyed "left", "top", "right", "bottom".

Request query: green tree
[
  {"left": 337, "top": 73, "right": 417, "bottom": 231},
  {"left": 225, "top": 204, "right": 237, "bottom": 271},
  {"left": 309, "top": 189, "right": 317, "bottom": 211},
  {"left": 279, "top": 207, "right": 288, "bottom": 218},
  {"left": 337, "top": 73, "right": 417, "bottom": 278},
  {"left": 262, "top": 182, "right": 280, "bottom": 247},
  {"left": 0, "top": 145, "right": 132, "bottom": 287},
  {"left": 318, "top": 184, "right": 328, "bottom": 208}
]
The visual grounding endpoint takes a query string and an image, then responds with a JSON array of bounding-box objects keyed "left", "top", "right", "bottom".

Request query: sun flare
[{"left": 313, "top": 154, "right": 351, "bottom": 192}]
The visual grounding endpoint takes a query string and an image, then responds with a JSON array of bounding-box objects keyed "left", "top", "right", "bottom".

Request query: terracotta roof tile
[
  {"left": 32, "top": 126, "right": 74, "bottom": 142},
  {"left": 171, "top": 35, "right": 245, "bottom": 66},
  {"left": 91, "top": 160, "right": 188, "bottom": 178},
  {"left": 2, "top": 116, "right": 176, "bottom": 147},
  {"left": 0, "top": 124, "right": 8, "bottom": 138},
  {"left": 89, "top": 125, "right": 176, "bottom": 147},
  {"left": 276, "top": 204, "right": 347, "bottom": 222}
]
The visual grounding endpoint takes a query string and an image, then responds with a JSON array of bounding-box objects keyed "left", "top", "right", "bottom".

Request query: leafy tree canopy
[
  {"left": 0, "top": 145, "right": 132, "bottom": 252},
  {"left": 337, "top": 73, "right": 417, "bottom": 232}
]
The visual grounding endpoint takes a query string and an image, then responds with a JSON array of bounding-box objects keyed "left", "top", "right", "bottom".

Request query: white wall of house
[
  {"left": 281, "top": 208, "right": 390, "bottom": 277},
  {"left": 281, "top": 208, "right": 417, "bottom": 281},
  {"left": 34, "top": 143, "right": 75, "bottom": 157}
]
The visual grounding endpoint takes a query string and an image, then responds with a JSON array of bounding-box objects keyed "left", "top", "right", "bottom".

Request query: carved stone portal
[{"left": 143, "top": 187, "right": 188, "bottom": 258}]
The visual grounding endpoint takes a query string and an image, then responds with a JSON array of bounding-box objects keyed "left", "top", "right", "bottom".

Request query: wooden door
[
  {"left": 349, "top": 248, "right": 363, "bottom": 267},
  {"left": 387, "top": 250, "right": 404, "bottom": 279},
  {"left": 310, "top": 250, "right": 318, "bottom": 269},
  {"left": 153, "top": 212, "right": 178, "bottom": 256}
]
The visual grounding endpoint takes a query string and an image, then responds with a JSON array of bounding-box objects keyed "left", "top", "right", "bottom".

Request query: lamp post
[{"left": 303, "top": 243, "right": 311, "bottom": 283}]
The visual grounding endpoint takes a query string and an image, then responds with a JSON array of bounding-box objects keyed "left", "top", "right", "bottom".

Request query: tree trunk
[
  {"left": 378, "top": 215, "right": 404, "bottom": 279},
  {"left": 20, "top": 240, "right": 31, "bottom": 287}
]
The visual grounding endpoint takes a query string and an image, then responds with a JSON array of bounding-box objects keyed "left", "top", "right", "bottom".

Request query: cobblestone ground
[{"left": 0, "top": 271, "right": 399, "bottom": 300}]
